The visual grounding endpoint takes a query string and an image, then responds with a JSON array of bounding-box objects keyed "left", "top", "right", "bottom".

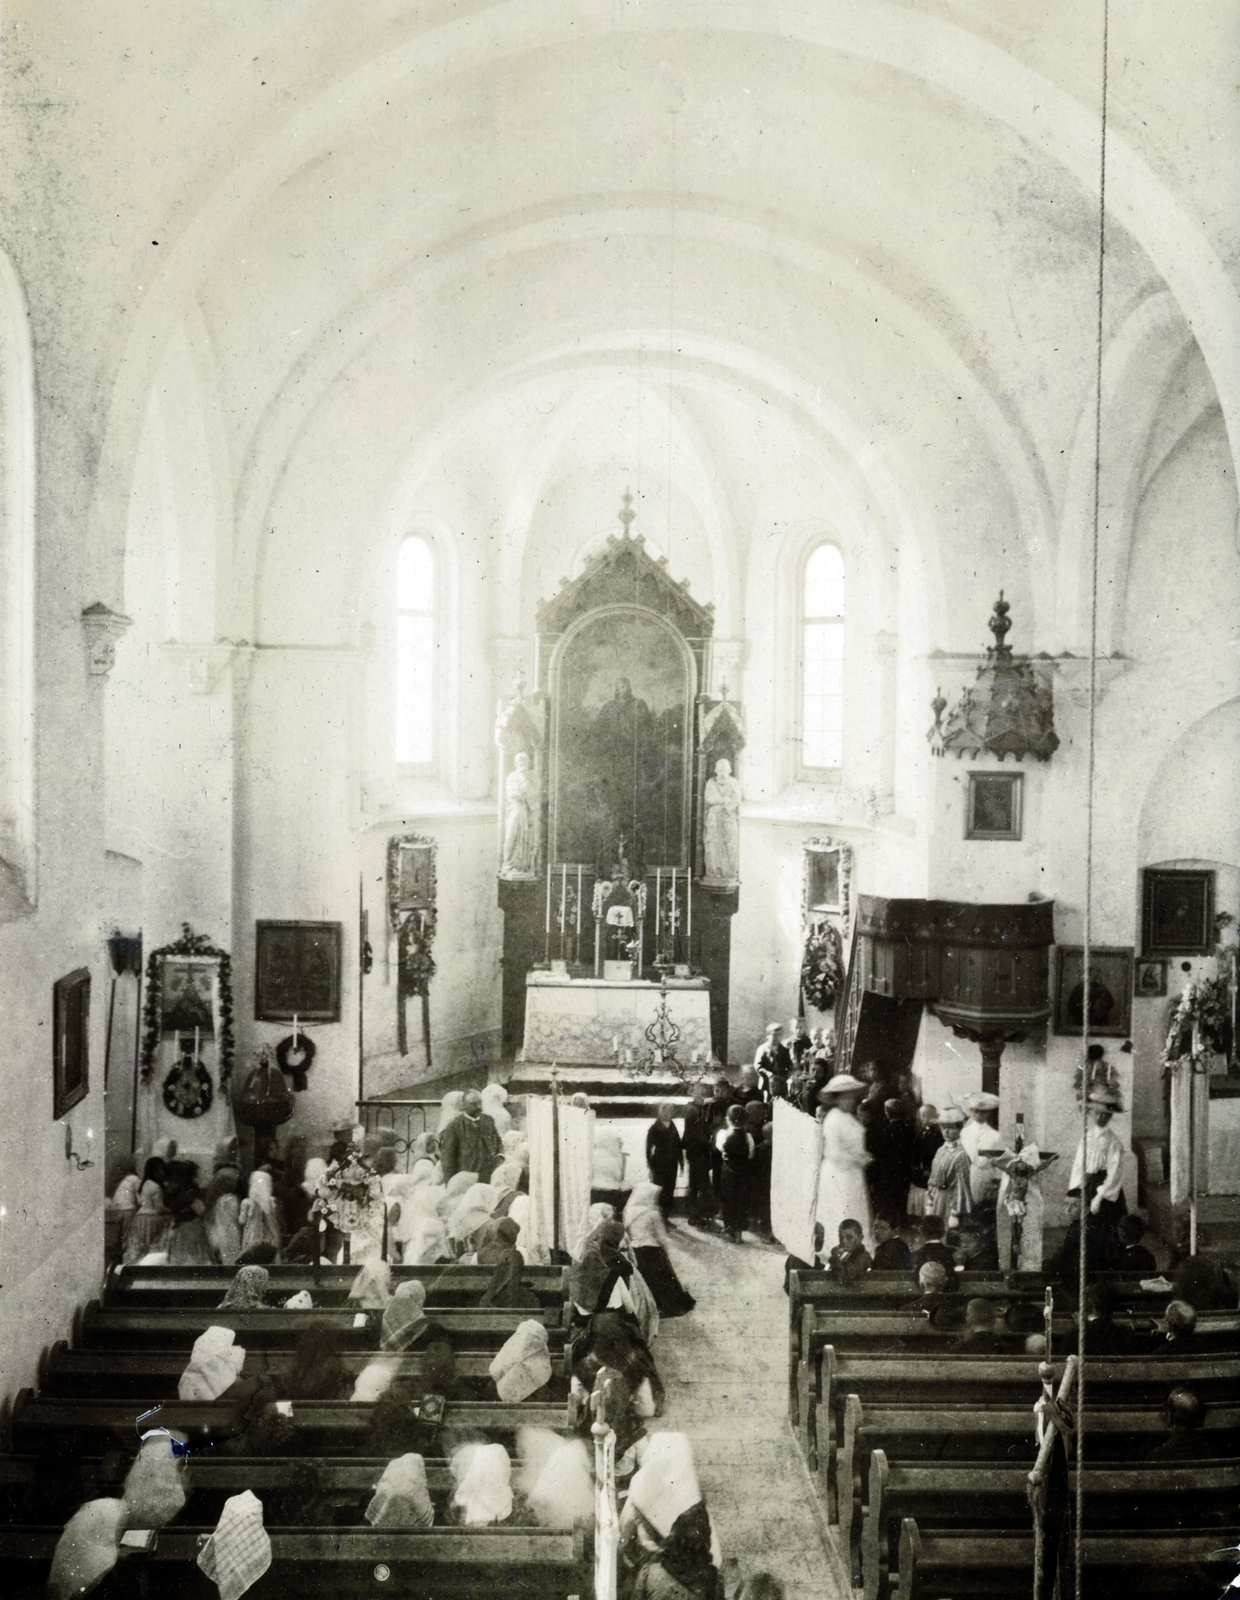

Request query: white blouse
[{"left": 1068, "top": 1124, "right": 1124, "bottom": 1202}]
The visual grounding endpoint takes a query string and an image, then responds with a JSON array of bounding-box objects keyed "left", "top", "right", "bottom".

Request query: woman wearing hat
[
  {"left": 814, "top": 1074, "right": 872, "bottom": 1252},
  {"left": 960, "top": 1090, "right": 1003, "bottom": 1226},
  {"left": 1066, "top": 1083, "right": 1127, "bottom": 1242},
  {"left": 925, "top": 1107, "right": 973, "bottom": 1227}
]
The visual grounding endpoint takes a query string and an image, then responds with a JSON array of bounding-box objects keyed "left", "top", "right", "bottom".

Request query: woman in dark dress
[{"left": 623, "top": 1182, "right": 695, "bottom": 1317}]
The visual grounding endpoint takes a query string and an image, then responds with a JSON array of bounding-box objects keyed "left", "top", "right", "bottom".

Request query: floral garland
[
  {"left": 801, "top": 920, "right": 844, "bottom": 1012},
  {"left": 140, "top": 924, "right": 235, "bottom": 1085},
  {"left": 397, "top": 910, "right": 437, "bottom": 1056}
]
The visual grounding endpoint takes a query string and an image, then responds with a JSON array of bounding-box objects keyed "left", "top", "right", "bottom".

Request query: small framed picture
[
  {"left": 1142, "top": 868, "right": 1215, "bottom": 956},
  {"left": 1134, "top": 958, "right": 1167, "bottom": 998},
  {"left": 255, "top": 921, "right": 343, "bottom": 1023},
  {"left": 53, "top": 968, "right": 91, "bottom": 1119},
  {"left": 396, "top": 842, "right": 436, "bottom": 911},
  {"left": 966, "top": 771, "right": 1023, "bottom": 840},
  {"left": 1052, "top": 945, "right": 1133, "bottom": 1037}
]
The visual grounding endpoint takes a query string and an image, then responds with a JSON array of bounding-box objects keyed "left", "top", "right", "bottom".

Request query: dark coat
[
  {"left": 439, "top": 1112, "right": 502, "bottom": 1182},
  {"left": 646, "top": 1119, "right": 683, "bottom": 1181}
]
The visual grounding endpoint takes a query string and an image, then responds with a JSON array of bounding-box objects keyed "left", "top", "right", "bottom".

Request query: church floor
[{"left": 648, "top": 1220, "right": 851, "bottom": 1600}]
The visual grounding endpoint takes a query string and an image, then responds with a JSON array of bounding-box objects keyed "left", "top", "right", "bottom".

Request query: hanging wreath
[
  {"left": 276, "top": 1031, "right": 317, "bottom": 1092},
  {"left": 162, "top": 1049, "right": 214, "bottom": 1118},
  {"left": 801, "top": 920, "right": 844, "bottom": 1011},
  {"left": 140, "top": 925, "right": 235, "bottom": 1085}
]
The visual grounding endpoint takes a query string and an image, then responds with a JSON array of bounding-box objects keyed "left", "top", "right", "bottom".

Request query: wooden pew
[
  {"left": 890, "top": 1517, "right": 1240, "bottom": 1600},
  {"left": 11, "top": 1391, "right": 573, "bottom": 1453},
  {"left": 39, "top": 1340, "right": 572, "bottom": 1398},
  {"left": 80, "top": 1299, "right": 570, "bottom": 1350},
  {"left": 808, "top": 1347, "right": 1240, "bottom": 1485},
  {"left": 834, "top": 1392, "right": 1240, "bottom": 1562},
  {"left": 0, "top": 1522, "right": 590, "bottom": 1599},
  {"left": 785, "top": 1268, "right": 1232, "bottom": 1420},
  {"left": 793, "top": 1303, "right": 1240, "bottom": 1459},
  {"left": 107, "top": 1263, "right": 569, "bottom": 1307},
  {"left": 863, "top": 1452, "right": 1240, "bottom": 1600}
]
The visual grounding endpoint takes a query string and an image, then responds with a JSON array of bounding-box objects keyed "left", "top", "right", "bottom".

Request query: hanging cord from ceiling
[{"left": 1076, "top": 1, "right": 1110, "bottom": 1594}]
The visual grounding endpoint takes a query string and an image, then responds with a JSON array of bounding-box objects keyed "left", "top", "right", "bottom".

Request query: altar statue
[
  {"left": 703, "top": 757, "right": 741, "bottom": 883},
  {"left": 500, "top": 752, "right": 538, "bottom": 878}
]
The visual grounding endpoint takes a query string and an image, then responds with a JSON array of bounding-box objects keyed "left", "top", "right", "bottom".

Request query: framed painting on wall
[
  {"left": 1142, "top": 868, "right": 1215, "bottom": 956},
  {"left": 965, "top": 771, "right": 1023, "bottom": 841},
  {"left": 1134, "top": 958, "right": 1168, "bottom": 998},
  {"left": 1052, "top": 945, "right": 1133, "bottom": 1037},
  {"left": 53, "top": 967, "right": 91, "bottom": 1119},
  {"left": 255, "top": 921, "right": 343, "bottom": 1023}
]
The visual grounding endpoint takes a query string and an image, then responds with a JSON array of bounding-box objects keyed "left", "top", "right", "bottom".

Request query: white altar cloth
[{"left": 522, "top": 973, "right": 711, "bottom": 1065}]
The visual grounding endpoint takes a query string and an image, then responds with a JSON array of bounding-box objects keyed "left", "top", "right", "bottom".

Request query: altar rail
[{"left": 356, "top": 1099, "right": 439, "bottom": 1170}]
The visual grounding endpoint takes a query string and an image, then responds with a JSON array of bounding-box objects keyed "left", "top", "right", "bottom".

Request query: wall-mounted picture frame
[
  {"left": 1052, "top": 945, "right": 1133, "bottom": 1037},
  {"left": 803, "top": 837, "right": 850, "bottom": 915},
  {"left": 1142, "top": 868, "right": 1215, "bottom": 956},
  {"left": 389, "top": 835, "right": 437, "bottom": 920},
  {"left": 1134, "top": 958, "right": 1168, "bottom": 999},
  {"left": 965, "top": 771, "right": 1023, "bottom": 841},
  {"left": 159, "top": 956, "right": 217, "bottom": 1035},
  {"left": 255, "top": 921, "right": 343, "bottom": 1023},
  {"left": 53, "top": 967, "right": 91, "bottom": 1119}
]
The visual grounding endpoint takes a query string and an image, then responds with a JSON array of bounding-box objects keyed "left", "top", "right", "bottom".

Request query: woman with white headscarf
[
  {"left": 480, "top": 1083, "right": 513, "bottom": 1137},
  {"left": 438, "top": 1090, "right": 465, "bottom": 1134},
  {"left": 404, "top": 1211, "right": 453, "bottom": 1265},
  {"left": 621, "top": 1433, "right": 723, "bottom": 1600},
  {"left": 47, "top": 1498, "right": 130, "bottom": 1600},
  {"left": 489, "top": 1318, "right": 552, "bottom": 1401},
  {"left": 366, "top": 1453, "right": 434, "bottom": 1528},
  {"left": 239, "top": 1169, "right": 282, "bottom": 1259},
  {"left": 624, "top": 1183, "right": 696, "bottom": 1317},
  {"left": 178, "top": 1325, "right": 247, "bottom": 1401},
  {"left": 451, "top": 1442, "right": 513, "bottom": 1525}
]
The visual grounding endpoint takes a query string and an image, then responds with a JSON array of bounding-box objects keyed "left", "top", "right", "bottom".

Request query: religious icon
[
  {"left": 1134, "top": 958, "right": 1167, "bottom": 998},
  {"left": 965, "top": 771, "right": 1023, "bottom": 840},
  {"left": 159, "top": 958, "right": 217, "bottom": 1035},
  {"left": 1142, "top": 868, "right": 1215, "bottom": 956},
  {"left": 1053, "top": 945, "right": 1133, "bottom": 1036},
  {"left": 254, "top": 922, "right": 342, "bottom": 1023}
]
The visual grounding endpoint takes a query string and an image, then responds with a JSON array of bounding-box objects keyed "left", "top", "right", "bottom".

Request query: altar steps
[{"left": 502, "top": 1061, "right": 703, "bottom": 1118}]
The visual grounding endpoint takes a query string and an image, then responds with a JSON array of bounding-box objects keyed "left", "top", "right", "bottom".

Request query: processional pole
[{"left": 550, "top": 1066, "right": 561, "bottom": 1258}]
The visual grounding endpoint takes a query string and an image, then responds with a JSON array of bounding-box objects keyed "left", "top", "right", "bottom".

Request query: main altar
[
  {"left": 494, "top": 492, "right": 744, "bottom": 1063},
  {"left": 522, "top": 971, "right": 712, "bottom": 1066}
]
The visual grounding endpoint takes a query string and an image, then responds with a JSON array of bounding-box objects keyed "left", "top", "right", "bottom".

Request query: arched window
[
  {"left": 801, "top": 543, "right": 845, "bottom": 770},
  {"left": 395, "top": 535, "right": 435, "bottom": 765}
]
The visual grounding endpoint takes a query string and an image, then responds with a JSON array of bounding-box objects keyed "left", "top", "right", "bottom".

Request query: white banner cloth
[
  {"left": 771, "top": 1099, "right": 823, "bottom": 1263},
  {"left": 526, "top": 1097, "right": 593, "bottom": 1259}
]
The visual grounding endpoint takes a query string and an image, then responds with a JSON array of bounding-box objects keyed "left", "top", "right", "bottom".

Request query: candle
[
  {"left": 687, "top": 872, "right": 692, "bottom": 944},
  {"left": 194, "top": 1025, "right": 200, "bottom": 1059},
  {"left": 576, "top": 866, "right": 583, "bottom": 936},
  {"left": 561, "top": 863, "right": 568, "bottom": 952},
  {"left": 545, "top": 862, "right": 552, "bottom": 960},
  {"left": 671, "top": 870, "right": 676, "bottom": 938},
  {"left": 655, "top": 868, "right": 662, "bottom": 939},
  {"left": 293, "top": 1013, "right": 299, "bottom": 1048}
]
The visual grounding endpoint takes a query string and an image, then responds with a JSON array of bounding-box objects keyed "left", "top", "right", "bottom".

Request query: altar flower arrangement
[{"left": 310, "top": 1146, "right": 383, "bottom": 1237}]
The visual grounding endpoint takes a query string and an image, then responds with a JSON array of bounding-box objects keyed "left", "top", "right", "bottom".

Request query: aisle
[{"left": 647, "top": 1221, "right": 850, "bottom": 1600}]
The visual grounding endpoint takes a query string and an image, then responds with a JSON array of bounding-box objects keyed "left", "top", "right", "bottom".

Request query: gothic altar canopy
[
  {"left": 493, "top": 494, "right": 746, "bottom": 1061},
  {"left": 542, "top": 499, "right": 715, "bottom": 874}
]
